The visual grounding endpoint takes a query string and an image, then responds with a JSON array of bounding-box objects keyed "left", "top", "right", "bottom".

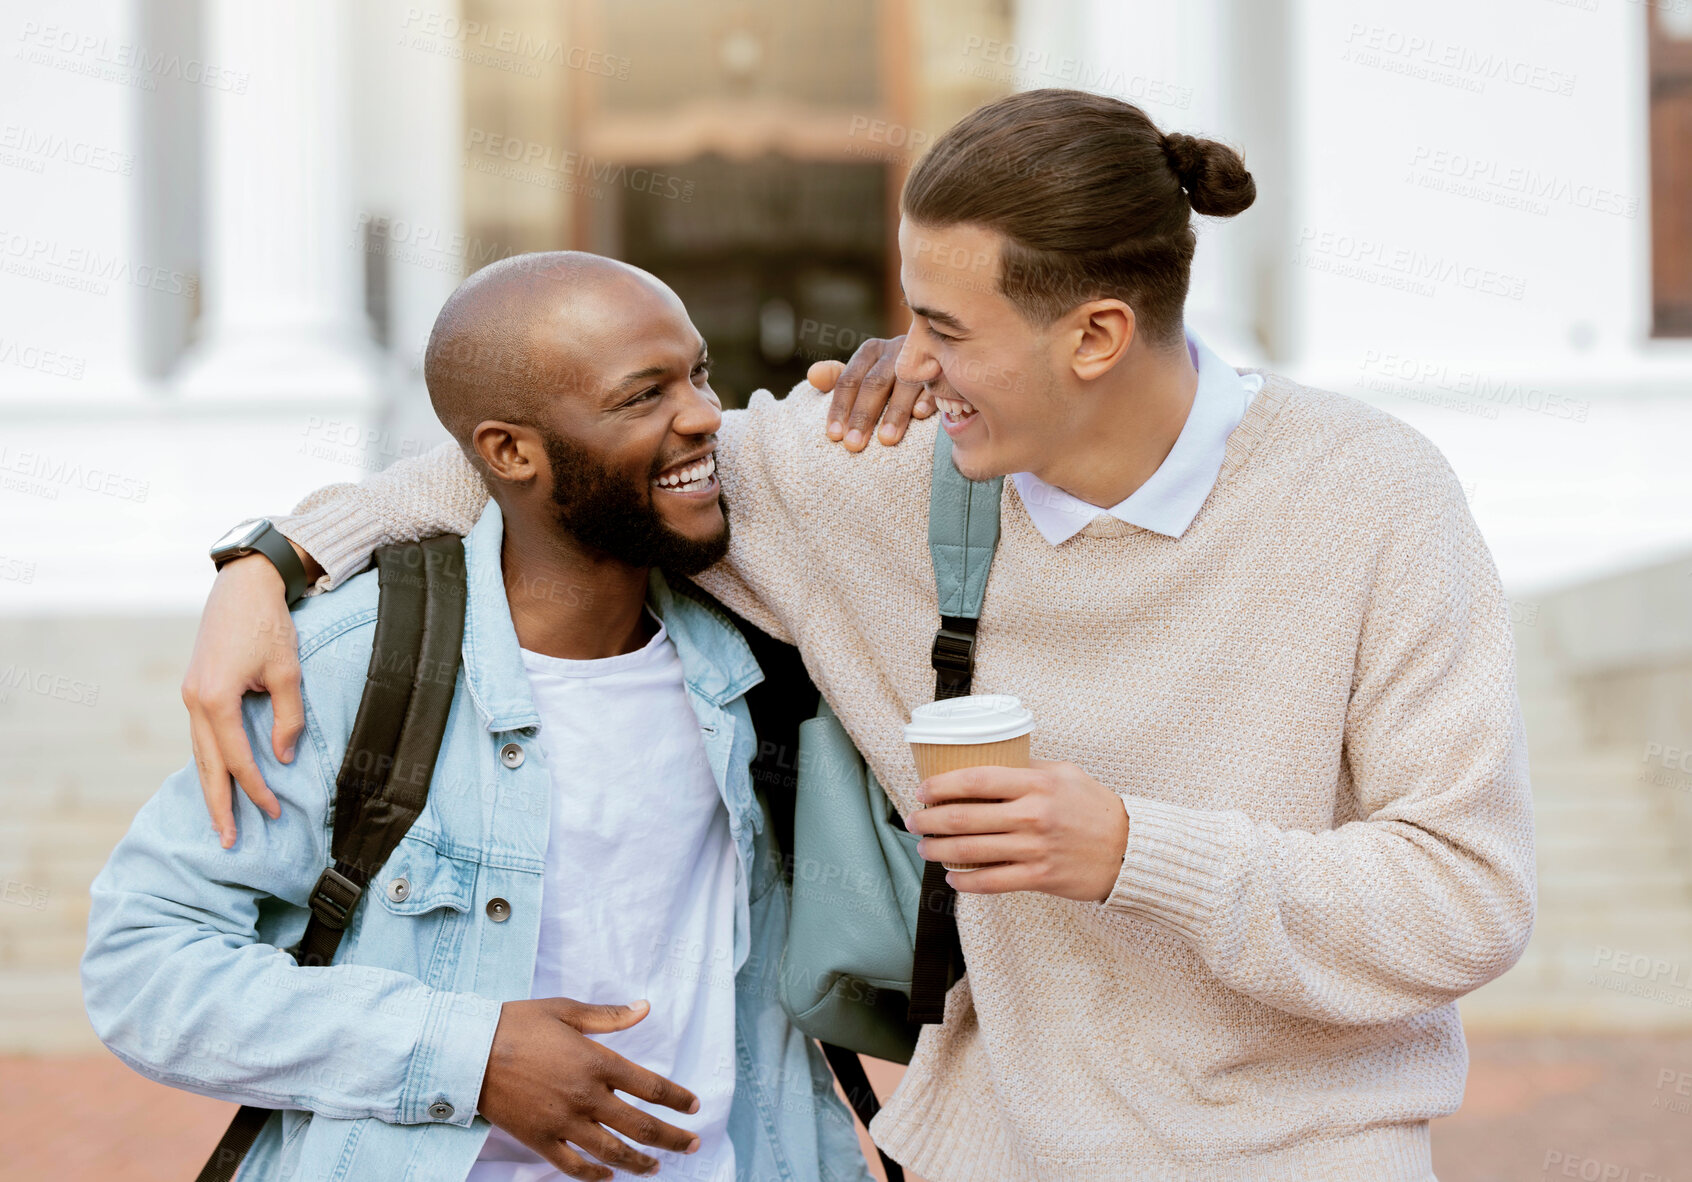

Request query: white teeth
[
  {"left": 656, "top": 453, "right": 716, "bottom": 489},
  {"left": 936, "top": 396, "right": 977, "bottom": 418}
]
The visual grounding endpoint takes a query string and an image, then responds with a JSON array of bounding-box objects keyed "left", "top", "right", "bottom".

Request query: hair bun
[{"left": 1161, "top": 132, "right": 1256, "bottom": 218}]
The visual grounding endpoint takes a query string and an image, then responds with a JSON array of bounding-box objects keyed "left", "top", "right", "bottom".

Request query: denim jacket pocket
[
  {"left": 374, "top": 837, "right": 477, "bottom": 918},
  {"left": 359, "top": 836, "right": 480, "bottom": 987}
]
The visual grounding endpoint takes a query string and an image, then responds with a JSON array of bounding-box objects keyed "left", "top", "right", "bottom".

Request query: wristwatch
[{"left": 209, "top": 518, "right": 309, "bottom": 607}]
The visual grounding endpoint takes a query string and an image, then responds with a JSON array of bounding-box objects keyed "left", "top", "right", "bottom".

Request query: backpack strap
[
  {"left": 908, "top": 430, "right": 1004, "bottom": 1026},
  {"left": 195, "top": 535, "right": 467, "bottom": 1182}
]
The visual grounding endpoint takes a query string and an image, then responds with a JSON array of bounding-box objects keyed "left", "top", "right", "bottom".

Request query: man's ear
[
  {"left": 471, "top": 421, "right": 544, "bottom": 486},
  {"left": 1068, "top": 299, "right": 1135, "bottom": 381}
]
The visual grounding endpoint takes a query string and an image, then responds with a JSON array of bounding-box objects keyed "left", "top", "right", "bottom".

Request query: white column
[{"left": 174, "top": 0, "right": 379, "bottom": 400}]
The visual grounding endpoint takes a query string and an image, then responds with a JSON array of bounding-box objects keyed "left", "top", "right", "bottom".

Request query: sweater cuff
[
  {"left": 277, "top": 502, "right": 390, "bottom": 593},
  {"left": 401, "top": 990, "right": 503, "bottom": 1128},
  {"left": 1101, "top": 794, "right": 1246, "bottom": 944}
]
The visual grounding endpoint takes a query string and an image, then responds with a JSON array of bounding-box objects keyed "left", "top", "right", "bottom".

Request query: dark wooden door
[{"left": 1650, "top": 9, "right": 1692, "bottom": 336}]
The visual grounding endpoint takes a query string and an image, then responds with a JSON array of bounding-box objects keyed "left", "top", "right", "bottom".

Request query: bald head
[{"left": 423, "top": 251, "right": 688, "bottom": 445}]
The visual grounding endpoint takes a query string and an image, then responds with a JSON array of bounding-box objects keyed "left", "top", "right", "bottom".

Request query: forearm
[
  {"left": 277, "top": 441, "right": 490, "bottom": 591},
  {"left": 85, "top": 926, "right": 499, "bottom": 1125},
  {"left": 82, "top": 760, "right": 498, "bottom": 1127},
  {"left": 1103, "top": 781, "right": 1534, "bottom": 1024}
]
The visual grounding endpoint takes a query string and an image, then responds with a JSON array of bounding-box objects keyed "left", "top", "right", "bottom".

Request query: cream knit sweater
[{"left": 278, "top": 374, "right": 1535, "bottom": 1182}]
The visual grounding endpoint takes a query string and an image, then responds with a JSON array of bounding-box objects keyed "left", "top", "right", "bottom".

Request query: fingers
[
  {"left": 917, "top": 832, "right": 1033, "bottom": 867},
  {"left": 268, "top": 653, "right": 305, "bottom": 766},
  {"left": 569, "top": 1122, "right": 662, "bottom": 1177},
  {"left": 595, "top": 1093, "right": 702, "bottom": 1155},
  {"left": 825, "top": 339, "right": 888, "bottom": 444},
  {"left": 806, "top": 359, "right": 846, "bottom": 394},
  {"left": 554, "top": 997, "right": 652, "bottom": 1035},
  {"left": 188, "top": 707, "right": 238, "bottom": 849},
  {"left": 840, "top": 351, "right": 901, "bottom": 453},
  {"left": 906, "top": 801, "right": 1015, "bottom": 837},
  {"left": 209, "top": 695, "right": 282, "bottom": 823},
  {"left": 874, "top": 379, "right": 929, "bottom": 446},
  {"left": 946, "top": 863, "right": 1035, "bottom": 895},
  {"left": 918, "top": 766, "right": 1038, "bottom": 804},
  {"left": 599, "top": 1053, "right": 701, "bottom": 1117},
  {"left": 539, "top": 1140, "right": 612, "bottom": 1182}
]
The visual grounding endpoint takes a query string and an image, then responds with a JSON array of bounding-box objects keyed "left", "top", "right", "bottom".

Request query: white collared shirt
[{"left": 1011, "top": 334, "right": 1263, "bottom": 545}]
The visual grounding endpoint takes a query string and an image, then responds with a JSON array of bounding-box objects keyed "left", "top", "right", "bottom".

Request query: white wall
[{"left": 0, "top": 0, "right": 464, "bottom": 615}]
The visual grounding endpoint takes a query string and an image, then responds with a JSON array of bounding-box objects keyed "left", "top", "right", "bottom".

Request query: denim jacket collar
[{"left": 457, "top": 501, "right": 763, "bottom": 731}]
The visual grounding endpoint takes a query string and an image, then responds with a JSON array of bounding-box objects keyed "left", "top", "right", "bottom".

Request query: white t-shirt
[{"left": 470, "top": 611, "right": 739, "bottom": 1182}]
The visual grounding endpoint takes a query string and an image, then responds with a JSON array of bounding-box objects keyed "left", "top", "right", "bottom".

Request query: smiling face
[
  {"left": 894, "top": 218, "right": 1072, "bottom": 481},
  {"left": 426, "top": 253, "right": 729, "bottom": 575},
  {"left": 528, "top": 274, "right": 728, "bottom": 572}
]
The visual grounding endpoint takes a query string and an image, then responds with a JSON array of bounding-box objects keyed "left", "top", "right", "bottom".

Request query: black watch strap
[{"left": 217, "top": 522, "right": 309, "bottom": 607}]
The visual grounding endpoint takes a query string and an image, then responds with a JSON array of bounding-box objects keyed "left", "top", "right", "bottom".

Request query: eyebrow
[
  {"left": 902, "top": 287, "right": 968, "bottom": 334},
  {"left": 607, "top": 341, "right": 710, "bottom": 401}
]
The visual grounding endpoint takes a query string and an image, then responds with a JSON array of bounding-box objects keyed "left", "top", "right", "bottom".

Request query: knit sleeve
[
  {"left": 276, "top": 442, "right": 490, "bottom": 592},
  {"left": 1102, "top": 457, "right": 1536, "bottom": 1026}
]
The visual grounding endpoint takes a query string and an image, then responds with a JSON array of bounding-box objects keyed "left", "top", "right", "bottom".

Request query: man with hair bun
[{"left": 181, "top": 89, "right": 1533, "bottom": 1181}]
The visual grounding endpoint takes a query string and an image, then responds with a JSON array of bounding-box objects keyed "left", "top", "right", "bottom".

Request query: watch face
[{"left": 211, "top": 519, "right": 267, "bottom": 555}]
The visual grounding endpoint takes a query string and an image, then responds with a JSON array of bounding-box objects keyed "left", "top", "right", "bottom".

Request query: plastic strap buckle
[
  {"left": 307, "top": 866, "right": 363, "bottom": 931},
  {"left": 931, "top": 622, "right": 978, "bottom": 698}
]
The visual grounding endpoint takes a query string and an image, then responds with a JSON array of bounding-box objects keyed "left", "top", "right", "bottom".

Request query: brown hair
[{"left": 901, "top": 88, "right": 1255, "bottom": 347}]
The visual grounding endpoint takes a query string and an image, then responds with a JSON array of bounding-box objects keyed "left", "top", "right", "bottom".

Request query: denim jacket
[{"left": 82, "top": 501, "right": 870, "bottom": 1182}]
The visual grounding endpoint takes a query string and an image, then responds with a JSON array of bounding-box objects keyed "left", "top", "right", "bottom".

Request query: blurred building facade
[{"left": 3, "top": 0, "right": 1692, "bottom": 1052}]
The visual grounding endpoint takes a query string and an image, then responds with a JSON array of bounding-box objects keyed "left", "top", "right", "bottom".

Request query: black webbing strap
[
  {"left": 196, "top": 536, "right": 467, "bottom": 1182},
  {"left": 819, "top": 1042, "right": 904, "bottom": 1182},
  {"left": 906, "top": 616, "right": 978, "bottom": 1025}
]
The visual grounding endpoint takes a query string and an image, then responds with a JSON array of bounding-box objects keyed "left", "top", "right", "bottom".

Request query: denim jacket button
[
  {"left": 500, "top": 742, "right": 525, "bottom": 769},
  {"left": 486, "top": 897, "right": 511, "bottom": 922},
  {"left": 428, "top": 1100, "right": 454, "bottom": 1121},
  {"left": 386, "top": 877, "right": 410, "bottom": 903}
]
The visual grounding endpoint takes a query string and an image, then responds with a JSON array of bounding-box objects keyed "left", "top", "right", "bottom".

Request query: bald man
[{"left": 82, "top": 255, "right": 879, "bottom": 1182}]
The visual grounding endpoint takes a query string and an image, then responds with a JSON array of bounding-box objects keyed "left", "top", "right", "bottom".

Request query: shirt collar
[
  {"left": 1011, "top": 332, "right": 1262, "bottom": 545},
  {"left": 458, "top": 500, "right": 763, "bottom": 731}
]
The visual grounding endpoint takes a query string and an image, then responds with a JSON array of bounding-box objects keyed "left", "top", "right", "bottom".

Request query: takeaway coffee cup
[{"left": 904, "top": 694, "right": 1036, "bottom": 872}]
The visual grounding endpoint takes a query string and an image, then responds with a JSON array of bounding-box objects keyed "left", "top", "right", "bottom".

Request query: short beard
[{"left": 540, "top": 428, "right": 730, "bottom": 577}]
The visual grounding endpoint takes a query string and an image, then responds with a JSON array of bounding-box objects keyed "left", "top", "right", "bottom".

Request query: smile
[
  {"left": 934, "top": 394, "right": 978, "bottom": 426},
  {"left": 653, "top": 452, "right": 717, "bottom": 496}
]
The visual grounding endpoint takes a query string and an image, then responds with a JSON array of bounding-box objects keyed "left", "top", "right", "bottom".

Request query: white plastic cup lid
[{"left": 904, "top": 694, "right": 1035, "bottom": 745}]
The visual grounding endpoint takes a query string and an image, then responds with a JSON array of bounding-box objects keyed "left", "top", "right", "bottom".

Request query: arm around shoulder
[{"left": 279, "top": 440, "right": 490, "bottom": 592}]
